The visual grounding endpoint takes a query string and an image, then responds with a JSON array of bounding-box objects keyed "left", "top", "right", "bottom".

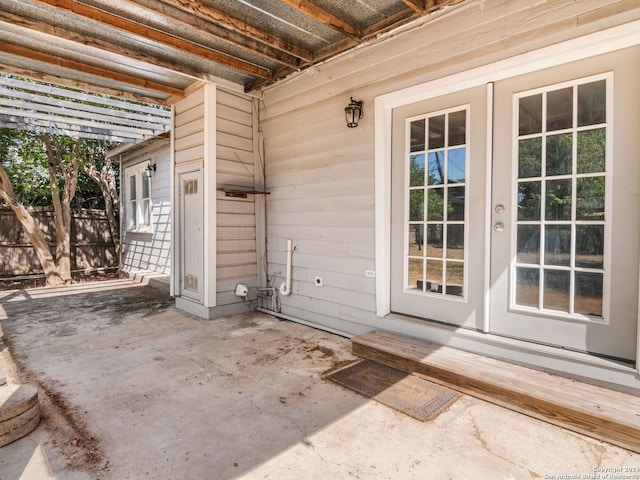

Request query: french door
[
  {"left": 391, "top": 47, "right": 639, "bottom": 360},
  {"left": 489, "top": 48, "right": 639, "bottom": 360},
  {"left": 390, "top": 85, "right": 488, "bottom": 330}
]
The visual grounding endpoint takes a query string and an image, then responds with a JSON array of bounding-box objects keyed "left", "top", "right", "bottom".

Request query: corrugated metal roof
[{"left": 0, "top": 0, "right": 464, "bottom": 103}]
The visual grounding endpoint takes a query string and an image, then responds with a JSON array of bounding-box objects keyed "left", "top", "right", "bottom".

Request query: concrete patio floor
[{"left": 0, "top": 279, "right": 638, "bottom": 480}]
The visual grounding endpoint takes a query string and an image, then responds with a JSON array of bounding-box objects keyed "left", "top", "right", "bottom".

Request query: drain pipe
[{"left": 279, "top": 239, "right": 293, "bottom": 296}]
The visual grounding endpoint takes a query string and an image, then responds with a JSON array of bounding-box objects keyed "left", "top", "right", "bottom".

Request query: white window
[{"left": 126, "top": 163, "right": 152, "bottom": 232}]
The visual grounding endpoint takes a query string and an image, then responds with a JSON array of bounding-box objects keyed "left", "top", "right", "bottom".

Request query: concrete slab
[{"left": 0, "top": 280, "right": 638, "bottom": 479}]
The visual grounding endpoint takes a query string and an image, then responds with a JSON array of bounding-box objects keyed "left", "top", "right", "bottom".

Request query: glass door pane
[
  {"left": 513, "top": 79, "right": 607, "bottom": 319},
  {"left": 406, "top": 107, "right": 468, "bottom": 298}
]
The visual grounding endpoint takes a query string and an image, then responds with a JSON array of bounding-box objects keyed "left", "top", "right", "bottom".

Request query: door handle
[{"left": 493, "top": 223, "right": 504, "bottom": 232}]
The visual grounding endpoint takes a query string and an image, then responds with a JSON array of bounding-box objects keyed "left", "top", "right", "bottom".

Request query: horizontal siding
[
  {"left": 216, "top": 89, "right": 257, "bottom": 307},
  {"left": 174, "top": 88, "right": 204, "bottom": 166},
  {"left": 121, "top": 139, "right": 171, "bottom": 276},
  {"left": 260, "top": 0, "right": 640, "bottom": 333}
]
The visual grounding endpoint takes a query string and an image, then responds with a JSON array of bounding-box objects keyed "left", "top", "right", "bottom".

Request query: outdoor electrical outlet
[
  {"left": 365, "top": 270, "right": 376, "bottom": 278},
  {"left": 314, "top": 276, "right": 323, "bottom": 287}
]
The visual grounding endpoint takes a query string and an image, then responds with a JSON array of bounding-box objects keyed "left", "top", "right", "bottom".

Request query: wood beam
[
  {"left": 155, "top": 0, "right": 313, "bottom": 63},
  {"left": 33, "top": 0, "right": 273, "bottom": 79},
  {"left": 402, "top": 0, "right": 425, "bottom": 13},
  {"left": 0, "top": 13, "right": 211, "bottom": 84},
  {"left": 0, "top": 63, "right": 169, "bottom": 105},
  {"left": 0, "top": 41, "right": 184, "bottom": 97},
  {"left": 279, "top": 0, "right": 360, "bottom": 39},
  {"left": 126, "top": 0, "right": 302, "bottom": 69}
]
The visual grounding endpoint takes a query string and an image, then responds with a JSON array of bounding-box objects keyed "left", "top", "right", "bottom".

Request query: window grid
[
  {"left": 406, "top": 107, "right": 467, "bottom": 298},
  {"left": 514, "top": 78, "right": 607, "bottom": 319}
]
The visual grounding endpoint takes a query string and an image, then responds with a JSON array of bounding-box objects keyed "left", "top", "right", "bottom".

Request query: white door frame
[{"left": 374, "top": 21, "right": 640, "bottom": 374}]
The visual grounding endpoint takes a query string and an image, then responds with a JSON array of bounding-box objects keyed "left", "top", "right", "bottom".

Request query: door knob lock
[
  {"left": 495, "top": 204, "right": 505, "bottom": 214},
  {"left": 494, "top": 223, "right": 505, "bottom": 232}
]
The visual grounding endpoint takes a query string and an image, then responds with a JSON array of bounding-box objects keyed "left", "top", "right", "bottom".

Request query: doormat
[{"left": 325, "top": 360, "right": 460, "bottom": 422}]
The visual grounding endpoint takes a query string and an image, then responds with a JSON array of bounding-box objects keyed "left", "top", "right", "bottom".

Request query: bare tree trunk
[
  {"left": 83, "top": 157, "right": 120, "bottom": 255},
  {"left": 0, "top": 163, "right": 64, "bottom": 287},
  {"left": 42, "top": 134, "right": 77, "bottom": 282}
]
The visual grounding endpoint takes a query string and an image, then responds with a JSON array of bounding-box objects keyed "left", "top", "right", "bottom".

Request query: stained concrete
[{"left": 0, "top": 279, "right": 638, "bottom": 479}]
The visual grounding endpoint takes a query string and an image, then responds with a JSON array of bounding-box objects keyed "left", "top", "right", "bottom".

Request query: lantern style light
[{"left": 345, "top": 97, "right": 363, "bottom": 128}]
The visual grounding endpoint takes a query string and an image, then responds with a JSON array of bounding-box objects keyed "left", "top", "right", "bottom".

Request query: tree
[
  {"left": 0, "top": 129, "right": 64, "bottom": 286},
  {"left": 0, "top": 128, "right": 120, "bottom": 285}
]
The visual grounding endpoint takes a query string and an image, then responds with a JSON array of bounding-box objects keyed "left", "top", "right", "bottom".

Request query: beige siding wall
[
  {"left": 216, "top": 89, "right": 258, "bottom": 307},
  {"left": 174, "top": 88, "right": 205, "bottom": 167},
  {"left": 121, "top": 139, "right": 171, "bottom": 276},
  {"left": 260, "top": 0, "right": 640, "bottom": 333}
]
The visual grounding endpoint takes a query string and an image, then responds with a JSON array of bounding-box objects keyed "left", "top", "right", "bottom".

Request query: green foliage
[{"left": 0, "top": 128, "right": 119, "bottom": 208}]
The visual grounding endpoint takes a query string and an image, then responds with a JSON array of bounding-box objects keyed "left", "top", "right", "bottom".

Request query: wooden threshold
[{"left": 351, "top": 330, "right": 640, "bottom": 454}]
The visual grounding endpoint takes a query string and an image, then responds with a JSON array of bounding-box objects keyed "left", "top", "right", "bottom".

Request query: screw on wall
[{"left": 314, "top": 276, "right": 323, "bottom": 287}]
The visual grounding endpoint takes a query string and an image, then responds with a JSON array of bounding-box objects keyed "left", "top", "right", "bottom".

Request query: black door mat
[{"left": 325, "top": 359, "right": 460, "bottom": 421}]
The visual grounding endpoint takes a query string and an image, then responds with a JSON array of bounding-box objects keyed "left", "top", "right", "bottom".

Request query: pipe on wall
[{"left": 279, "top": 239, "right": 293, "bottom": 296}]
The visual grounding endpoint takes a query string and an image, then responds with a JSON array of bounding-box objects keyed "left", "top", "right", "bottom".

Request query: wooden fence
[{"left": 0, "top": 207, "right": 117, "bottom": 277}]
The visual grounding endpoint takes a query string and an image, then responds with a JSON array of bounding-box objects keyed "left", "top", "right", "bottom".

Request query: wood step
[{"left": 352, "top": 330, "right": 640, "bottom": 454}]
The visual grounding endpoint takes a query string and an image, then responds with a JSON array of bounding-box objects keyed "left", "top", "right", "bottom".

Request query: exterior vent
[
  {"left": 184, "top": 180, "right": 198, "bottom": 195},
  {"left": 184, "top": 274, "right": 198, "bottom": 292}
]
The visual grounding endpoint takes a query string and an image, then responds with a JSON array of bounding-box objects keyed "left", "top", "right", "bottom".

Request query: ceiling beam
[
  {"left": 0, "top": 12, "right": 212, "bottom": 84},
  {"left": 155, "top": 0, "right": 313, "bottom": 63},
  {"left": 33, "top": 0, "right": 273, "bottom": 79},
  {"left": 125, "top": 0, "right": 302, "bottom": 69},
  {"left": 279, "top": 0, "right": 360, "bottom": 40},
  {"left": 401, "top": 0, "right": 425, "bottom": 13},
  {"left": 0, "top": 41, "right": 184, "bottom": 97}
]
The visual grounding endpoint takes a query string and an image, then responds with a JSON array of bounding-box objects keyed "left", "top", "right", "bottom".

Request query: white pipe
[{"left": 279, "top": 239, "right": 293, "bottom": 296}]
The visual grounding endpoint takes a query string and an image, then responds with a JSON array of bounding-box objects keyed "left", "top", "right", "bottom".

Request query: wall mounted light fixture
[
  {"left": 345, "top": 97, "right": 363, "bottom": 128},
  {"left": 145, "top": 162, "right": 156, "bottom": 176}
]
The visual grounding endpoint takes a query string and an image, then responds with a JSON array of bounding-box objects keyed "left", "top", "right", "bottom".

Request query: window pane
[
  {"left": 409, "top": 189, "right": 424, "bottom": 221},
  {"left": 575, "top": 272, "right": 603, "bottom": 317},
  {"left": 576, "top": 176, "right": 605, "bottom": 221},
  {"left": 408, "top": 258, "right": 423, "bottom": 290},
  {"left": 578, "top": 80, "right": 606, "bottom": 127},
  {"left": 448, "top": 110, "right": 466, "bottom": 146},
  {"left": 446, "top": 261, "right": 464, "bottom": 297},
  {"left": 409, "top": 154, "right": 425, "bottom": 186},
  {"left": 545, "top": 179, "right": 572, "bottom": 221},
  {"left": 575, "top": 225, "right": 604, "bottom": 269},
  {"left": 408, "top": 224, "right": 423, "bottom": 257},
  {"left": 410, "top": 119, "right": 425, "bottom": 152},
  {"left": 545, "top": 225, "right": 571, "bottom": 266},
  {"left": 447, "top": 186, "right": 465, "bottom": 221},
  {"left": 142, "top": 174, "right": 150, "bottom": 198},
  {"left": 131, "top": 200, "right": 137, "bottom": 229},
  {"left": 519, "top": 94, "right": 542, "bottom": 136},
  {"left": 543, "top": 269, "right": 570, "bottom": 312},
  {"left": 142, "top": 199, "right": 151, "bottom": 226},
  {"left": 447, "top": 148, "right": 466, "bottom": 183},
  {"left": 516, "top": 267, "right": 539, "bottom": 308},
  {"left": 427, "top": 151, "right": 444, "bottom": 185},
  {"left": 426, "top": 260, "right": 443, "bottom": 293},
  {"left": 130, "top": 175, "right": 136, "bottom": 200},
  {"left": 517, "top": 225, "right": 540, "bottom": 264},
  {"left": 428, "top": 115, "right": 445, "bottom": 149},
  {"left": 446, "top": 224, "right": 464, "bottom": 259},
  {"left": 546, "top": 133, "right": 572, "bottom": 176},
  {"left": 577, "top": 128, "right": 605, "bottom": 174},
  {"left": 547, "top": 87, "right": 573, "bottom": 131},
  {"left": 427, "top": 188, "right": 444, "bottom": 221},
  {"left": 517, "top": 181, "right": 541, "bottom": 221},
  {"left": 427, "top": 224, "right": 443, "bottom": 258},
  {"left": 518, "top": 138, "right": 542, "bottom": 178}
]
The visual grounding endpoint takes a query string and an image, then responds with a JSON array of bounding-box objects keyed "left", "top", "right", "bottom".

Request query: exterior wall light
[
  {"left": 345, "top": 97, "right": 363, "bottom": 128},
  {"left": 145, "top": 162, "right": 156, "bottom": 176}
]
